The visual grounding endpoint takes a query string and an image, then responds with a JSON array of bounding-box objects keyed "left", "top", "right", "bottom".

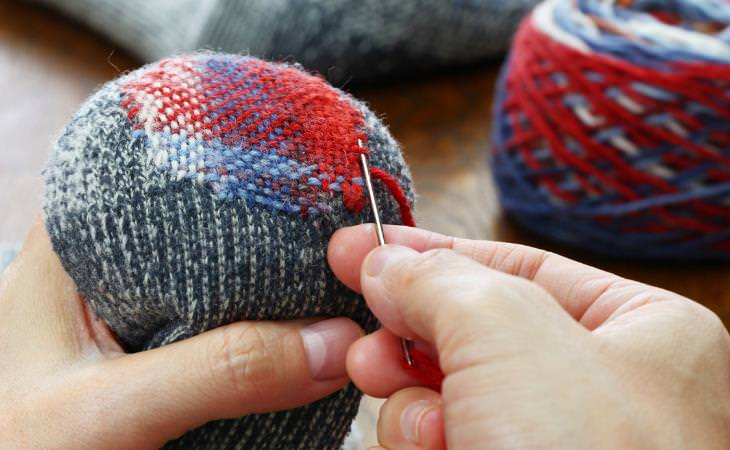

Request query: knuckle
[
  {"left": 496, "top": 245, "right": 554, "bottom": 282},
  {"left": 664, "top": 301, "right": 730, "bottom": 373},
  {"left": 684, "top": 302, "right": 728, "bottom": 342},
  {"left": 659, "top": 299, "right": 729, "bottom": 353},
  {"left": 673, "top": 298, "right": 714, "bottom": 325},
  {"left": 206, "top": 324, "right": 279, "bottom": 404}
]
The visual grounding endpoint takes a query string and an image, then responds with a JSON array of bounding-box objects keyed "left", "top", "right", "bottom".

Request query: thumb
[
  {"left": 359, "top": 245, "right": 582, "bottom": 374},
  {"left": 85, "top": 317, "right": 362, "bottom": 447}
]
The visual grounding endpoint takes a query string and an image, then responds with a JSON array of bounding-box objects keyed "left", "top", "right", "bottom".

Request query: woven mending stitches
[
  {"left": 493, "top": 0, "right": 730, "bottom": 259},
  {"left": 121, "top": 55, "right": 368, "bottom": 216}
]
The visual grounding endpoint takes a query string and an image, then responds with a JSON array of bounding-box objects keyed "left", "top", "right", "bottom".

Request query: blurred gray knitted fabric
[
  {"left": 43, "top": 53, "right": 415, "bottom": 449},
  {"left": 26, "top": 0, "right": 538, "bottom": 83}
]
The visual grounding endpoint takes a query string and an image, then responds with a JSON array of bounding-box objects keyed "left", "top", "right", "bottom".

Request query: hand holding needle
[{"left": 358, "top": 149, "right": 415, "bottom": 367}]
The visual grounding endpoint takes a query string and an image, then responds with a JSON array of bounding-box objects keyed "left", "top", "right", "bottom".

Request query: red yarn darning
[
  {"left": 122, "top": 56, "right": 375, "bottom": 216},
  {"left": 121, "top": 56, "right": 420, "bottom": 224}
]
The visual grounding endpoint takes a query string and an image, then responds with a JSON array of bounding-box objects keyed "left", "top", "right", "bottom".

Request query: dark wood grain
[{"left": 2, "top": 1, "right": 729, "bottom": 325}]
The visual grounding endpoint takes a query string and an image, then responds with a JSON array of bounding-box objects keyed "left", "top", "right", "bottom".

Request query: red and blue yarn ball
[{"left": 492, "top": 0, "right": 730, "bottom": 260}]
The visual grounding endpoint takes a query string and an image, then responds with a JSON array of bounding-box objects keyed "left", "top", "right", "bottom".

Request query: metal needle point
[{"left": 358, "top": 144, "right": 415, "bottom": 367}]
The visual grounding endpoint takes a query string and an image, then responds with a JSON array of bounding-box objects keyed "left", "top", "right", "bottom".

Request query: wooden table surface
[{"left": 2, "top": 1, "right": 729, "bottom": 447}]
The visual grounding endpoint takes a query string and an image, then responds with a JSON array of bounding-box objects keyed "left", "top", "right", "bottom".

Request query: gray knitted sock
[
  {"left": 43, "top": 53, "right": 415, "bottom": 449},
  {"left": 26, "top": 0, "right": 538, "bottom": 83}
]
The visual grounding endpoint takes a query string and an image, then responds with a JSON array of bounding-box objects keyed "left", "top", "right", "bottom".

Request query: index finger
[{"left": 328, "top": 224, "right": 625, "bottom": 327}]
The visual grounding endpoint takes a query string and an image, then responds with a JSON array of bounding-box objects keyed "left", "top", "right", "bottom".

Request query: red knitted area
[{"left": 120, "top": 55, "right": 377, "bottom": 215}]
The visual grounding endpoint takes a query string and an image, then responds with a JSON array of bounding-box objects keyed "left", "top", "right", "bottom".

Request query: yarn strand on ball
[{"left": 492, "top": 0, "right": 730, "bottom": 260}]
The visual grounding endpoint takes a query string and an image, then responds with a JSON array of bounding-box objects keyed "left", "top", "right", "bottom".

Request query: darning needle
[{"left": 358, "top": 146, "right": 415, "bottom": 367}]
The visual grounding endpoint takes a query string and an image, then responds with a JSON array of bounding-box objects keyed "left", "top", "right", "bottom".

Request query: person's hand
[
  {"left": 0, "top": 219, "right": 362, "bottom": 449},
  {"left": 328, "top": 224, "right": 730, "bottom": 450}
]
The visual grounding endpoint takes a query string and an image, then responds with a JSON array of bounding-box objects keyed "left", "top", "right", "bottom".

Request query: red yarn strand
[
  {"left": 367, "top": 166, "right": 446, "bottom": 389},
  {"left": 369, "top": 167, "right": 416, "bottom": 227}
]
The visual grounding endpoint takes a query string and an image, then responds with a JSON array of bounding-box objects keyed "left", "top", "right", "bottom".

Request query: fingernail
[
  {"left": 401, "top": 400, "right": 439, "bottom": 444},
  {"left": 300, "top": 318, "right": 360, "bottom": 381},
  {"left": 364, "top": 245, "right": 418, "bottom": 277}
]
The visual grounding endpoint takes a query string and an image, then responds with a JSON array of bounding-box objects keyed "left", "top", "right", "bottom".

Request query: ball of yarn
[
  {"left": 492, "top": 0, "right": 730, "bottom": 260},
  {"left": 43, "top": 53, "right": 415, "bottom": 449}
]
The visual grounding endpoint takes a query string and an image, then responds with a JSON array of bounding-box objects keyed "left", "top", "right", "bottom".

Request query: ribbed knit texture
[
  {"left": 25, "top": 0, "right": 538, "bottom": 83},
  {"left": 43, "top": 53, "right": 415, "bottom": 449}
]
